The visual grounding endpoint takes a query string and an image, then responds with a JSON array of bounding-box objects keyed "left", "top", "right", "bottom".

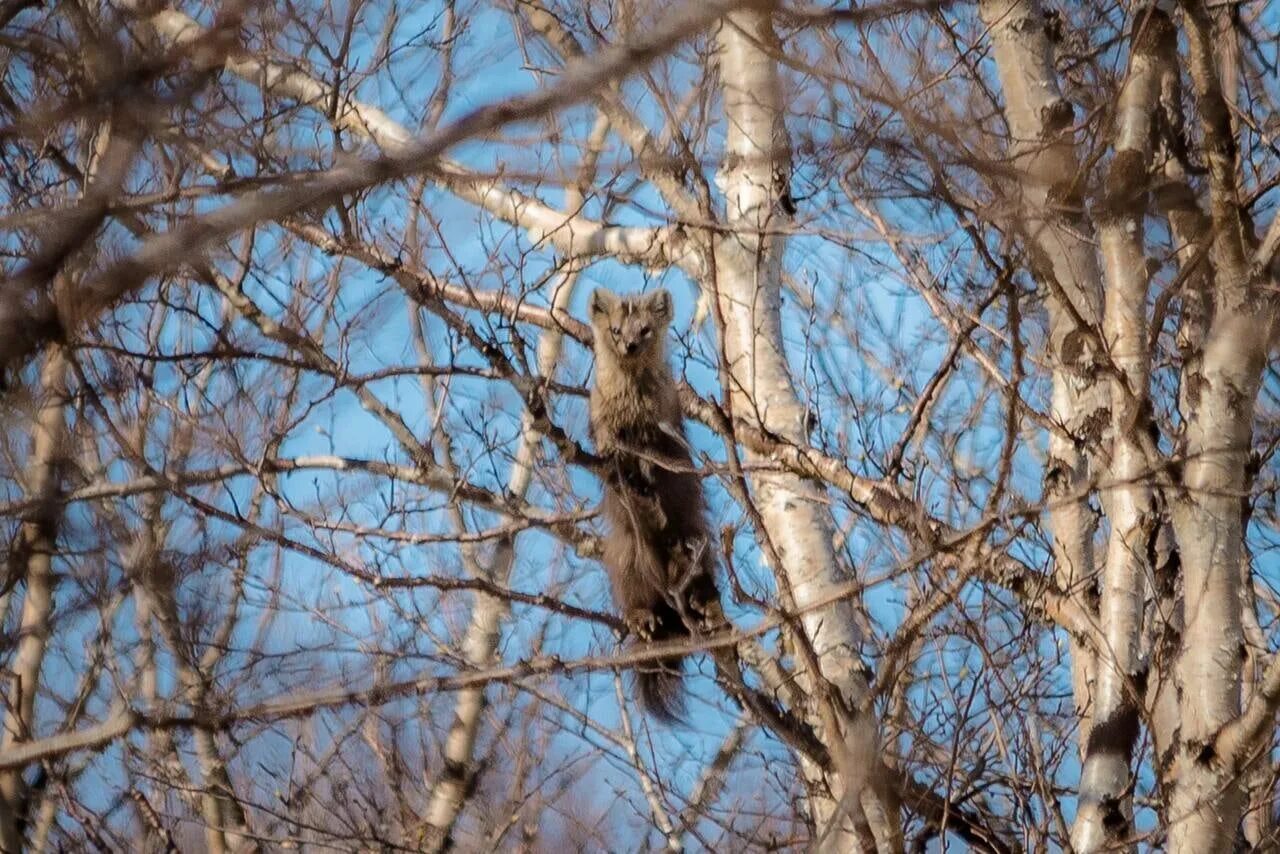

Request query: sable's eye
[
  {"left": 640, "top": 325, "right": 651, "bottom": 337},
  {"left": 610, "top": 326, "right": 621, "bottom": 336}
]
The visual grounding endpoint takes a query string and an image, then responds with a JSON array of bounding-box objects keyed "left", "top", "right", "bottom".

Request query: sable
[{"left": 587, "top": 287, "right": 721, "bottom": 721}]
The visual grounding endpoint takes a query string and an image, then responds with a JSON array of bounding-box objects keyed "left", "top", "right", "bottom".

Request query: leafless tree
[{"left": 1, "top": 0, "right": 1279, "bottom": 850}]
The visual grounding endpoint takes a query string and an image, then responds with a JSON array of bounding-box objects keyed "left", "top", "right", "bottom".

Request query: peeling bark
[{"left": 1164, "top": 2, "right": 1275, "bottom": 848}]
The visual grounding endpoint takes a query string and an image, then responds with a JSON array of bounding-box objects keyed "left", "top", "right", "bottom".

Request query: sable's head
[{"left": 589, "top": 288, "right": 672, "bottom": 362}]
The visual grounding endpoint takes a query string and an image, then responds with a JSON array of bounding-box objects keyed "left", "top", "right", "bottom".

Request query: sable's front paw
[
  {"left": 691, "top": 597, "right": 725, "bottom": 630},
  {"left": 625, "top": 609, "right": 658, "bottom": 640}
]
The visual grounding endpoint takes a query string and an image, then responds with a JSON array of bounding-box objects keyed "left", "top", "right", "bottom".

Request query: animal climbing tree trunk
[{"left": 713, "top": 10, "right": 899, "bottom": 851}]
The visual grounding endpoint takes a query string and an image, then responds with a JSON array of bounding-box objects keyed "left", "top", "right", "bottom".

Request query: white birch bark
[
  {"left": 714, "top": 11, "right": 898, "bottom": 851},
  {"left": 1143, "top": 10, "right": 1203, "bottom": 782},
  {"left": 1165, "top": 317, "right": 1259, "bottom": 849},
  {"left": 1165, "top": 2, "right": 1275, "bottom": 847},
  {"left": 0, "top": 350, "right": 67, "bottom": 854},
  {"left": 1070, "top": 9, "right": 1166, "bottom": 846},
  {"left": 979, "top": 0, "right": 1106, "bottom": 760},
  {"left": 1074, "top": 234, "right": 1149, "bottom": 847}
]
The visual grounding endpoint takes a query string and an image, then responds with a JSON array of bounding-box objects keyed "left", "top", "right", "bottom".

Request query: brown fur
[{"left": 588, "top": 287, "right": 720, "bottom": 721}]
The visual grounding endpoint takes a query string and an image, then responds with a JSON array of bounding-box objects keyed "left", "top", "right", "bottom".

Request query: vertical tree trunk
[
  {"left": 979, "top": 0, "right": 1107, "bottom": 766},
  {"left": 1165, "top": 2, "right": 1272, "bottom": 848},
  {"left": 0, "top": 349, "right": 67, "bottom": 853},
  {"left": 418, "top": 277, "right": 581, "bottom": 854},
  {"left": 1071, "top": 9, "right": 1169, "bottom": 847},
  {"left": 1145, "top": 5, "right": 1205, "bottom": 787},
  {"left": 714, "top": 10, "right": 899, "bottom": 851},
  {"left": 420, "top": 112, "right": 608, "bottom": 850},
  {"left": 1166, "top": 321, "right": 1258, "bottom": 849}
]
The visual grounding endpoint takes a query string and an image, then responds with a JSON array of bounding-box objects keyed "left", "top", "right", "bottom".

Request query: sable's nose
[{"left": 625, "top": 341, "right": 638, "bottom": 354}]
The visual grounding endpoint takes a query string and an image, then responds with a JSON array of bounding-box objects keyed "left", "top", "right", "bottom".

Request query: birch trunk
[
  {"left": 0, "top": 350, "right": 66, "bottom": 853},
  {"left": 1165, "top": 2, "right": 1273, "bottom": 847},
  {"left": 1144, "top": 7, "right": 1205, "bottom": 784},
  {"left": 1074, "top": 224, "right": 1149, "bottom": 848},
  {"left": 419, "top": 111, "right": 607, "bottom": 849},
  {"left": 1166, "top": 319, "right": 1259, "bottom": 849},
  {"left": 416, "top": 321, "right": 569, "bottom": 851},
  {"left": 979, "top": 0, "right": 1106, "bottom": 761},
  {"left": 1070, "top": 9, "right": 1168, "bottom": 847},
  {"left": 714, "top": 11, "right": 898, "bottom": 851}
]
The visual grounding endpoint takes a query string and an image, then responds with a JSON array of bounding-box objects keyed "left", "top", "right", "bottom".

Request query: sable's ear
[
  {"left": 647, "top": 288, "right": 672, "bottom": 322},
  {"left": 590, "top": 288, "right": 616, "bottom": 319}
]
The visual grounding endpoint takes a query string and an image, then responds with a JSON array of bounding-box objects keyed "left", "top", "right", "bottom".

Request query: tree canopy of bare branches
[{"left": 1, "top": 0, "right": 1279, "bottom": 850}]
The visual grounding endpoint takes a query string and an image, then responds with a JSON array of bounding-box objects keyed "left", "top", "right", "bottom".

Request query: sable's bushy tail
[
  {"left": 634, "top": 601, "right": 690, "bottom": 722},
  {"left": 636, "top": 657, "right": 686, "bottom": 723}
]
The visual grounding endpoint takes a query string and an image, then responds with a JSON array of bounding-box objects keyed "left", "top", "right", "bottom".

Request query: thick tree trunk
[
  {"left": 714, "top": 10, "right": 898, "bottom": 851},
  {"left": 1166, "top": 322, "right": 1258, "bottom": 849},
  {"left": 1165, "top": 2, "right": 1273, "bottom": 848},
  {"left": 1144, "top": 5, "right": 1205, "bottom": 791}
]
